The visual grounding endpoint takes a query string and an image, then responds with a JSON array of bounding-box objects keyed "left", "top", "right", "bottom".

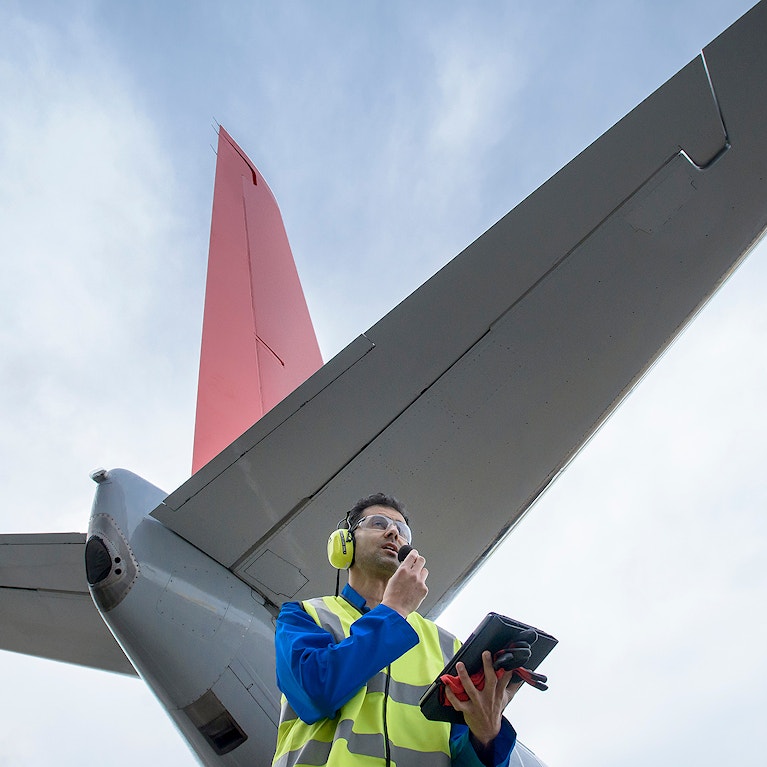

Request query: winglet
[{"left": 192, "top": 128, "right": 323, "bottom": 473}]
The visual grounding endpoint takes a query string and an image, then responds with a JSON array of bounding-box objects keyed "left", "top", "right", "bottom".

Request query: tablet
[{"left": 420, "top": 613, "right": 557, "bottom": 724}]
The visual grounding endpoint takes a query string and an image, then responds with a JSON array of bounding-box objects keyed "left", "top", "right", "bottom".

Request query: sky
[{"left": 0, "top": 1, "right": 765, "bottom": 765}]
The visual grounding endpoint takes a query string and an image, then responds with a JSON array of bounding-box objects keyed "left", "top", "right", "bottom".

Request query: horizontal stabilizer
[{"left": 0, "top": 533, "right": 136, "bottom": 675}]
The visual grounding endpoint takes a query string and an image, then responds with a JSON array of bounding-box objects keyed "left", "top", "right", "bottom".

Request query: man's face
[{"left": 351, "top": 505, "right": 410, "bottom": 578}]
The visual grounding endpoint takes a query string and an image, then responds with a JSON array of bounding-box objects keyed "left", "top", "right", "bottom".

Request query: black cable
[{"left": 383, "top": 664, "right": 391, "bottom": 767}]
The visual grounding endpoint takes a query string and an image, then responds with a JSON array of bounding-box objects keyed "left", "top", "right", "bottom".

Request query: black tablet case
[{"left": 420, "top": 613, "right": 558, "bottom": 724}]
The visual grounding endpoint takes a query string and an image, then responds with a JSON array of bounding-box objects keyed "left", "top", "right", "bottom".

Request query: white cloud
[{"left": 0, "top": 7, "right": 198, "bottom": 533}]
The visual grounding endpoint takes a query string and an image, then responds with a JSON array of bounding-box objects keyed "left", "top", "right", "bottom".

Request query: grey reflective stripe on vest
[
  {"left": 339, "top": 721, "right": 450, "bottom": 767},
  {"left": 304, "top": 597, "right": 346, "bottom": 642},
  {"left": 280, "top": 696, "right": 299, "bottom": 723},
  {"left": 337, "top": 666, "right": 426, "bottom": 707},
  {"left": 386, "top": 676, "right": 427, "bottom": 707},
  {"left": 337, "top": 719, "right": 384, "bottom": 759},
  {"left": 273, "top": 718, "right": 383, "bottom": 767},
  {"left": 273, "top": 737, "right": 333, "bottom": 767},
  {"left": 437, "top": 625, "right": 456, "bottom": 665},
  {"left": 365, "top": 671, "right": 388, "bottom": 696},
  {"left": 390, "top": 742, "right": 452, "bottom": 767}
]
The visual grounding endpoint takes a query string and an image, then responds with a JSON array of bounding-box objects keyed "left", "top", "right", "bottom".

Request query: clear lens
[{"left": 355, "top": 514, "right": 412, "bottom": 543}]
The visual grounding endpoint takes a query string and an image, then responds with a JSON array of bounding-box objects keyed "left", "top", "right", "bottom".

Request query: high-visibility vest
[{"left": 273, "top": 595, "right": 460, "bottom": 767}]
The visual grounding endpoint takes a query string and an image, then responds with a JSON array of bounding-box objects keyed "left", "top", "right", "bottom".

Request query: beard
[{"left": 355, "top": 544, "right": 399, "bottom": 578}]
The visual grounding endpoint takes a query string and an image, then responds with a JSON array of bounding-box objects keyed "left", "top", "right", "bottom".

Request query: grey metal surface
[
  {"left": 0, "top": 533, "right": 136, "bottom": 674},
  {"left": 86, "top": 468, "right": 282, "bottom": 766},
  {"left": 152, "top": 2, "right": 767, "bottom": 617}
]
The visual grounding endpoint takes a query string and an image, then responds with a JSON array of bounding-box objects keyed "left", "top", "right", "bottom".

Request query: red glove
[
  {"left": 438, "top": 643, "right": 549, "bottom": 707},
  {"left": 439, "top": 666, "right": 505, "bottom": 704}
]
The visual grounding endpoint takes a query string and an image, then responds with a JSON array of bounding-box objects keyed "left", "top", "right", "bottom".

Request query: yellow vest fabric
[{"left": 273, "top": 596, "right": 460, "bottom": 767}]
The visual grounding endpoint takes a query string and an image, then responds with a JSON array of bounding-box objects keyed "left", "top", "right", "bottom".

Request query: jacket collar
[{"left": 341, "top": 583, "right": 369, "bottom": 614}]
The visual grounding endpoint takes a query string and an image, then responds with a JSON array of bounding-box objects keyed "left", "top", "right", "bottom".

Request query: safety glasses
[{"left": 353, "top": 514, "right": 412, "bottom": 544}]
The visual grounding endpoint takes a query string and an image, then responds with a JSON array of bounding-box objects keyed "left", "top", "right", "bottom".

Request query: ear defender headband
[{"left": 327, "top": 519, "right": 355, "bottom": 570}]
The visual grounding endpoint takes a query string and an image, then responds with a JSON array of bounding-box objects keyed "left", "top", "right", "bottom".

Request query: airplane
[{"left": 2, "top": 1, "right": 767, "bottom": 765}]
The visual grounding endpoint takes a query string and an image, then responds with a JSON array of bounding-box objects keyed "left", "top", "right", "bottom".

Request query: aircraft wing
[
  {"left": 0, "top": 533, "right": 136, "bottom": 674},
  {"left": 152, "top": 3, "right": 767, "bottom": 617}
]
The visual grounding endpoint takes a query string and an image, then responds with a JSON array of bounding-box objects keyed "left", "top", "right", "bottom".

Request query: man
[{"left": 273, "top": 493, "right": 523, "bottom": 767}]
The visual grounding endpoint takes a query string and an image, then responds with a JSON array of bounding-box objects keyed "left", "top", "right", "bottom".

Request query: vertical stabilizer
[{"left": 192, "top": 128, "right": 323, "bottom": 473}]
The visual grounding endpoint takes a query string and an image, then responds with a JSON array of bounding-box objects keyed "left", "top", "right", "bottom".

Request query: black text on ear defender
[{"left": 327, "top": 527, "right": 355, "bottom": 570}]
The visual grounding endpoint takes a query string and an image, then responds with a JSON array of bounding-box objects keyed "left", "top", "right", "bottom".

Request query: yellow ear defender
[{"left": 327, "top": 527, "right": 355, "bottom": 570}]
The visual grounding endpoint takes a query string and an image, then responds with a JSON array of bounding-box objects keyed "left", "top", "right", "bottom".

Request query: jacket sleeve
[
  {"left": 450, "top": 719, "right": 517, "bottom": 767},
  {"left": 275, "top": 600, "right": 419, "bottom": 723}
]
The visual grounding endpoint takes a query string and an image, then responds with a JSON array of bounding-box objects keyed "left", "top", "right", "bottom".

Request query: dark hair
[{"left": 346, "top": 492, "right": 409, "bottom": 530}]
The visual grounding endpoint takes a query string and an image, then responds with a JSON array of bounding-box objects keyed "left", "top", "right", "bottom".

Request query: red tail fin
[{"left": 192, "top": 128, "right": 323, "bottom": 473}]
